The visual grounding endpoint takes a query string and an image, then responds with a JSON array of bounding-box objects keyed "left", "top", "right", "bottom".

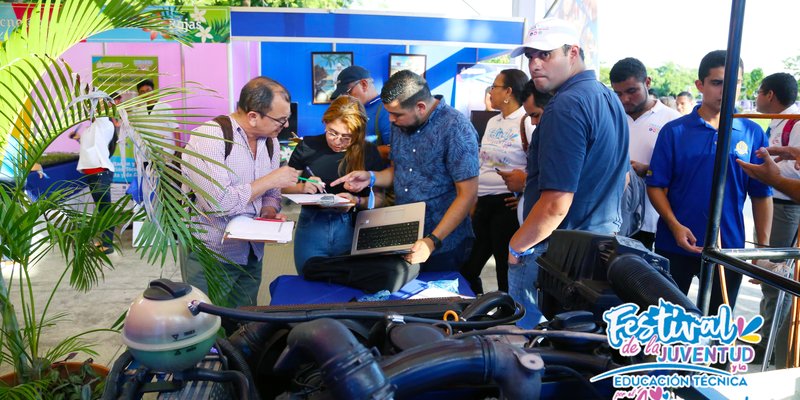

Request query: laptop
[{"left": 350, "top": 202, "right": 426, "bottom": 256}]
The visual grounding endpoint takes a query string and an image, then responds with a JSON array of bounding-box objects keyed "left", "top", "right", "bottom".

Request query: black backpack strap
[
  {"left": 212, "top": 115, "right": 234, "bottom": 159},
  {"left": 212, "top": 115, "right": 274, "bottom": 160},
  {"left": 374, "top": 105, "right": 383, "bottom": 145}
]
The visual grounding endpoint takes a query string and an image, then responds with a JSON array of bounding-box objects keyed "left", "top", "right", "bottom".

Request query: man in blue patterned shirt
[{"left": 332, "top": 70, "right": 479, "bottom": 272}]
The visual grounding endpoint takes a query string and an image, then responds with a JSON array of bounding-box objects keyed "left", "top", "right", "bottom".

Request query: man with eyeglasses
[
  {"left": 181, "top": 76, "right": 301, "bottom": 308},
  {"left": 507, "top": 18, "right": 629, "bottom": 329},
  {"left": 331, "top": 65, "right": 392, "bottom": 159}
]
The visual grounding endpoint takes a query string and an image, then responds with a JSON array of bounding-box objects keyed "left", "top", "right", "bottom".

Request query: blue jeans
[
  {"left": 294, "top": 207, "right": 355, "bottom": 274},
  {"left": 182, "top": 246, "right": 262, "bottom": 307},
  {"left": 84, "top": 170, "right": 114, "bottom": 246},
  {"left": 508, "top": 241, "right": 547, "bottom": 329}
]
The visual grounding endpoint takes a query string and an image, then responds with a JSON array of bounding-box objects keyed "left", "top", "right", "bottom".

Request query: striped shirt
[{"left": 182, "top": 116, "right": 281, "bottom": 264}]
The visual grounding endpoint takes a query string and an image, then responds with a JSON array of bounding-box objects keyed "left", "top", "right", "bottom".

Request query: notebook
[
  {"left": 223, "top": 216, "right": 294, "bottom": 243},
  {"left": 282, "top": 194, "right": 353, "bottom": 207},
  {"left": 350, "top": 202, "right": 426, "bottom": 256}
]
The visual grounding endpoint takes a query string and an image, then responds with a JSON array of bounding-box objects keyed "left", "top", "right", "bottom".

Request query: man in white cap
[{"left": 507, "top": 18, "right": 630, "bottom": 328}]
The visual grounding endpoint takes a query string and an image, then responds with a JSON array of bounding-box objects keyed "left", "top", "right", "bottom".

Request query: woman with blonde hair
[{"left": 284, "top": 95, "right": 387, "bottom": 272}]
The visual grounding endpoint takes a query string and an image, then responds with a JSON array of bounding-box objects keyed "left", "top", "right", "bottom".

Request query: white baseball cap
[{"left": 510, "top": 18, "right": 581, "bottom": 57}]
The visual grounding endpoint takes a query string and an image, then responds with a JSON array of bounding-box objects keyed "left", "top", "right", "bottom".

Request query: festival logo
[{"left": 592, "top": 299, "right": 763, "bottom": 400}]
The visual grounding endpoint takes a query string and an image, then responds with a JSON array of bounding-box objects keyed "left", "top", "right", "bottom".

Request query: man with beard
[
  {"left": 610, "top": 57, "right": 680, "bottom": 249},
  {"left": 332, "top": 70, "right": 479, "bottom": 272}
]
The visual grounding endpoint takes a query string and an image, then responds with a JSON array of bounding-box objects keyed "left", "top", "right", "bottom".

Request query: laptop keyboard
[{"left": 356, "top": 221, "right": 420, "bottom": 250}]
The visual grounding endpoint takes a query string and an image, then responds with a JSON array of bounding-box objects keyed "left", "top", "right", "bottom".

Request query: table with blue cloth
[{"left": 268, "top": 271, "right": 474, "bottom": 305}]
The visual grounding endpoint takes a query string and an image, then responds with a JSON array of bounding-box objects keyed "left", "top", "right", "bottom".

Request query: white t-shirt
[
  {"left": 628, "top": 100, "right": 680, "bottom": 233},
  {"left": 77, "top": 117, "right": 115, "bottom": 172},
  {"left": 767, "top": 104, "right": 800, "bottom": 201},
  {"left": 478, "top": 106, "right": 533, "bottom": 197}
]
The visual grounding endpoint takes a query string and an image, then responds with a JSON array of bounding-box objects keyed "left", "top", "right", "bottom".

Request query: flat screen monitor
[
  {"left": 278, "top": 102, "right": 298, "bottom": 142},
  {"left": 469, "top": 110, "right": 500, "bottom": 141}
]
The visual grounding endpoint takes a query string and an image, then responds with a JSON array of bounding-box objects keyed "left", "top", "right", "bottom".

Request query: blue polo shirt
[
  {"left": 646, "top": 105, "right": 772, "bottom": 256},
  {"left": 364, "top": 96, "right": 392, "bottom": 145},
  {"left": 390, "top": 95, "right": 479, "bottom": 254},
  {"left": 522, "top": 70, "right": 629, "bottom": 235}
]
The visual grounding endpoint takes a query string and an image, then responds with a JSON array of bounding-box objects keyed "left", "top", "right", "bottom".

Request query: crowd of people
[{"left": 58, "top": 16, "right": 800, "bottom": 368}]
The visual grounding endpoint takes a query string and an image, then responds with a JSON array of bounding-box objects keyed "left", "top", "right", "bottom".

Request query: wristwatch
[
  {"left": 509, "top": 244, "right": 536, "bottom": 258},
  {"left": 425, "top": 233, "right": 442, "bottom": 250}
]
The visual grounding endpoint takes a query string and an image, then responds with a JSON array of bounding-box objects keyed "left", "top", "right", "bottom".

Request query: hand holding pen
[{"left": 302, "top": 166, "right": 327, "bottom": 194}]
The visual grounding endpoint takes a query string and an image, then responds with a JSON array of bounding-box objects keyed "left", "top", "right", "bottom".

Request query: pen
[
  {"left": 304, "top": 166, "right": 327, "bottom": 193},
  {"left": 255, "top": 217, "right": 285, "bottom": 222},
  {"left": 297, "top": 176, "right": 323, "bottom": 185}
]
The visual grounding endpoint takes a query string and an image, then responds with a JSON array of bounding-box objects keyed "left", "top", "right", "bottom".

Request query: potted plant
[{"left": 0, "top": 1, "right": 225, "bottom": 397}]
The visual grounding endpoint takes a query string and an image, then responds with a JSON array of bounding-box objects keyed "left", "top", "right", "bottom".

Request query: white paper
[
  {"left": 224, "top": 216, "right": 294, "bottom": 243},
  {"left": 282, "top": 194, "right": 352, "bottom": 206},
  {"left": 409, "top": 287, "right": 473, "bottom": 299}
]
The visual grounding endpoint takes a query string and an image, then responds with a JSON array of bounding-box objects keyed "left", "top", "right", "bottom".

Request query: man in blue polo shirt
[
  {"left": 331, "top": 65, "right": 392, "bottom": 160},
  {"left": 333, "top": 70, "right": 479, "bottom": 272},
  {"left": 647, "top": 50, "right": 772, "bottom": 313},
  {"left": 507, "top": 18, "right": 629, "bottom": 328}
]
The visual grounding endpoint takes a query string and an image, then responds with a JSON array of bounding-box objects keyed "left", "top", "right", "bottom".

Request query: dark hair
[
  {"left": 237, "top": 76, "right": 291, "bottom": 115},
  {"left": 648, "top": 88, "right": 658, "bottom": 97},
  {"left": 609, "top": 57, "right": 647, "bottom": 84},
  {"left": 521, "top": 79, "right": 552, "bottom": 109},
  {"left": 760, "top": 72, "right": 798, "bottom": 107},
  {"left": 136, "top": 79, "right": 155, "bottom": 91},
  {"left": 698, "top": 50, "right": 743, "bottom": 82},
  {"left": 380, "top": 70, "right": 432, "bottom": 109},
  {"left": 499, "top": 69, "right": 530, "bottom": 105},
  {"left": 677, "top": 91, "right": 693, "bottom": 100}
]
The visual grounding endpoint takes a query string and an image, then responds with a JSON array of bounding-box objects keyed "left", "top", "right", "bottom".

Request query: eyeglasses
[
  {"left": 487, "top": 85, "right": 509, "bottom": 91},
  {"left": 264, "top": 113, "right": 290, "bottom": 127},
  {"left": 346, "top": 81, "right": 361, "bottom": 95},
  {"left": 326, "top": 129, "right": 353, "bottom": 144}
]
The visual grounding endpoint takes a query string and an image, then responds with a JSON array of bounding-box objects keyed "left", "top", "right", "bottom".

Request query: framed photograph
[
  {"left": 389, "top": 53, "right": 427, "bottom": 78},
  {"left": 311, "top": 51, "right": 353, "bottom": 104}
]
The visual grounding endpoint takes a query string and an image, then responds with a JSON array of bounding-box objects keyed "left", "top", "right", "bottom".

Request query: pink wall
[{"left": 46, "top": 41, "right": 232, "bottom": 153}]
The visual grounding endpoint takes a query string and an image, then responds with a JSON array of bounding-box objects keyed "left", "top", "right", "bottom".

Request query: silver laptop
[{"left": 350, "top": 202, "right": 426, "bottom": 256}]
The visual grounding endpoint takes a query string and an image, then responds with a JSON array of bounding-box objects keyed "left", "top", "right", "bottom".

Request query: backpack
[
  {"left": 211, "top": 115, "right": 274, "bottom": 160},
  {"left": 619, "top": 165, "right": 646, "bottom": 237}
]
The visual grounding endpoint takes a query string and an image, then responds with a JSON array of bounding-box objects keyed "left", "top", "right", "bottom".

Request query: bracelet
[
  {"left": 508, "top": 244, "right": 536, "bottom": 258},
  {"left": 355, "top": 196, "right": 361, "bottom": 208}
]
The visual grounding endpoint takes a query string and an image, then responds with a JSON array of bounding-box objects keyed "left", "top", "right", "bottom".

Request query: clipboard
[
  {"left": 223, "top": 215, "right": 294, "bottom": 243},
  {"left": 282, "top": 194, "right": 354, "bottom": 207}
]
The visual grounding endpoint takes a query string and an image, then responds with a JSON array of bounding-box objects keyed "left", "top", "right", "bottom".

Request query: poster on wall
[
  {"left": 389, "top": 54, "right": 427, "bottom": 78},
  {"left": 311, "top": 52, "right": 353, "bottom": 104},
  {"left": 91, "top": 55, "right": 159, "bottom": 183},
  {"left": 453, "top": 63, "right": 518, "bottom": 117}
]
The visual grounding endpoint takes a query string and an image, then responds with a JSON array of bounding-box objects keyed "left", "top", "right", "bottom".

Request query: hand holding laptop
[{"left": 405, "top": 238, "right": 435, "bottom": 264}]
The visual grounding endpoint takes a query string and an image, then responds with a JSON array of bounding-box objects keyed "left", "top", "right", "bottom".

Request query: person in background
[
  {"left": 332, "top": 70, "right": 479, "bottom": 272},
  {"left": 508, "top": 18, "right": 629, "bottom": 329},
  {"left": 659, "top": 95, "right": 678, "bottom": 111},
  {"left": 609, "top": 57, "right": 681, "bottom": 249},
  {"left": 283, "top": 95, "right": 387, "bottom": 272},
  {"left": 484, "top": 86, "right": 495, "bottom": 112},
  {"left": 331, "top": 66, "right": 392, "bottom": 160},
  {"left": 70, "top": 92, "right": 122, "bottom": 254},
  {"left": 751, "top": 72, "right": 800, "bottom": 367},
  {"left": 676, "top": 91, "right": 695, "bottom": 115},
  {"left": 647, "top": 50, "right": 772, "bottom": 314},
  {"left": 135, "top": 79, "right": 180, "bottom": 155},
  {"left": 181, "top": 76, "right": 300, "bottom": 308},
  {"left": 460, "top": 69, "right": 532, "bottom": 294},
  {"left": 498, "top": 80, "right": 553, "bottom": 228}
]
